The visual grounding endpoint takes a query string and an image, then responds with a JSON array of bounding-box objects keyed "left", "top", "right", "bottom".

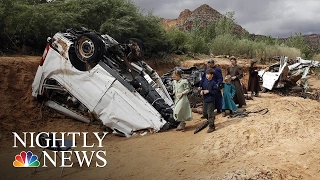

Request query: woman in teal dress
[
  {"left": 221, "top": 75, "right": 238, "bottom": 117},
  {"left": 172, "top": 69, "right": 193, "bottom": 131}
]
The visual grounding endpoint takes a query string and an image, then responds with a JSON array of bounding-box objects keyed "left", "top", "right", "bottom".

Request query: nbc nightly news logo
[
  {"left": 13, "top": 151, "right": 40, "bottom": 167},
  {"left": 12, "top": 132, "right": 108, "bottom": 168}
]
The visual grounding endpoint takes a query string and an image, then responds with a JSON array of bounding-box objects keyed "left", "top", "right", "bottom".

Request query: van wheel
[{"left": 75, "top": 33, "right": 103, "bottom": 64}]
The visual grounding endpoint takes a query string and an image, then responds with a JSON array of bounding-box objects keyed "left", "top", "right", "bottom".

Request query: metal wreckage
[{"left": 258, "top": 56, "right": 320, "bottom": 97}]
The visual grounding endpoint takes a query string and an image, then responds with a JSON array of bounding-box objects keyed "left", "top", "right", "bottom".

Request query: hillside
[
  {"left": 162, "top": 4, "right": 320, "bottom": 54},
  {"left": 1, "top": 56, "right": 320, "bottom": 179},
  {"left": 162, "top": 4, "right": 247, "bottom": 35}
]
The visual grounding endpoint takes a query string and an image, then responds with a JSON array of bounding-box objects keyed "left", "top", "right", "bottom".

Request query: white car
[{"left": 32, "top": 28, "right": 177, "bottom": 137}]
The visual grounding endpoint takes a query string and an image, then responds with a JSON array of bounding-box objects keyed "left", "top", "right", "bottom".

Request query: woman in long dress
[
  {"left": 221, "top": 75, "right": 238, "bottom": 117},
  {"left": 248, "top": 60, "right": 261, "bottom": 97},
  {"left": 172, "top": 69, "right": 193, "bottom": 131},
  {"left": 227, "top": 56, "right": 246, "bottom": 108}
]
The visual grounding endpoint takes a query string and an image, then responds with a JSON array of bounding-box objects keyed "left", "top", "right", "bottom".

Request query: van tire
[{"left": 75, "top": 32, "right": 104, "bottom": 64}]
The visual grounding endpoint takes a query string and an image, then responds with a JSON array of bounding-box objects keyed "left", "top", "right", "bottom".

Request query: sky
[{"left": 132, "top": 0, "right": 320, "bottom": 38}]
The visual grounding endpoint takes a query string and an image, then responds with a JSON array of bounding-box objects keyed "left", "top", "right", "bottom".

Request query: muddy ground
[{"left": 1, "top": 55, "right": 320, "bottom": 180}]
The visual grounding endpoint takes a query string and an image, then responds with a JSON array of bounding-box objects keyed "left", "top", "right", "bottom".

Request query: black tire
[
  {"left": 69, "top": 47, "right": 87, "bottom": 71},
  {"left": 75, "top": 32, "right": 104, "bottom": 64}
]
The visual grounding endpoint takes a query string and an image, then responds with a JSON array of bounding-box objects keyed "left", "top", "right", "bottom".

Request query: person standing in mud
[
  {"left": 199, "top": 59, "right": 223, "bottom": 114},
  {"left": 227, "top": 56, "right": 246, "bottom": 108},
  {"left": 172, "top": 69, "right": 193, "bottom": 131},
  {"left": 248, "top": 60, "right": 260, "bottom": 97},
  {"left": 199, "top": 68, "right": 218, "bottom": 133}
]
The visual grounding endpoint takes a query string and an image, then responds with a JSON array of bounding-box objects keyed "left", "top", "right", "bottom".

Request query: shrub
[{"left": 209, "top": 34, "right": 237, "bottom": 55}]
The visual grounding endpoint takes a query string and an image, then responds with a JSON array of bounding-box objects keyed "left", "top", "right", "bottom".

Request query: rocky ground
[{"left": 1, "top": 55, "right": 320, "bottom": 180}]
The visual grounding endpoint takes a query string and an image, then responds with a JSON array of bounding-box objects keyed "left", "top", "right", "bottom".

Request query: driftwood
[{"left": 194, "top": 121, "right": 209, "bottom": 134}]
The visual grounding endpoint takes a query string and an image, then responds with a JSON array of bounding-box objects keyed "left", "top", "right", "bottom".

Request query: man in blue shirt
[
  {"left": 199, "top": 59, "right": 223, "bottom": 114},
  {"left": 199, "top": 68, "right": 218, "bottom": 133}
]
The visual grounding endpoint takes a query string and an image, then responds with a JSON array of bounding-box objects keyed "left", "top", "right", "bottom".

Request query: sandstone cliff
[{"left": 162, "top": 4, "right": 246, "bottom": 35}]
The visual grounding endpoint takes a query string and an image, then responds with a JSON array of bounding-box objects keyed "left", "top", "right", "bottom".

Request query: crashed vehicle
[
  {"left": 258, "top": 56, "right": 290, "bottom": 91},
  {"left": 32, "top": 28, "right": 178, "bottom": 137},
  {"left": 258, "top": 56, "right": 320, "bottom": 92}
]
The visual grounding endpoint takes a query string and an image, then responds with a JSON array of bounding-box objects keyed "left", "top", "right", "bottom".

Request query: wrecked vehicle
[
  {"left": 32, "top": 28, "right": 177, "bottom": 137},
  {"left": 258, "top": 56, "right": 320, "bottom": 92},
  {"left": 258, "top": 56, "right": 290, "bottom": 90}
]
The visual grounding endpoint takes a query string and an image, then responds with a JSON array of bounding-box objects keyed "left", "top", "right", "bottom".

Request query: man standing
[
  {"left": 199, "top": 59, "right": 223, "bottom": 114},
  {"left": 227, "top": 56, "right": 246, "bottom": 108}
]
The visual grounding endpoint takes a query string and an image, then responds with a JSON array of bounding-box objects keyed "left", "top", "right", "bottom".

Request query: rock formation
[{"left": 162, "top": 4, "right": 320, "bottom": 54}]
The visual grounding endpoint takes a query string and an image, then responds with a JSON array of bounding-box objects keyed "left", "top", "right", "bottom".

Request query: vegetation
[
  {"left": 0, "top": 0, "right": 168, "bottom": 55},
  {"left": 166, "top": 12, "right": 309, "bottom": 63},
  {"left": 0, "top": 0, "right": 314, "bottom": 62}
]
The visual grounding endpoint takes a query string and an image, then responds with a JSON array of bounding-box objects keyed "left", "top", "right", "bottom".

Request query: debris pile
[{"left": 259, "top": 56, "right": 320, "bottom": 101}]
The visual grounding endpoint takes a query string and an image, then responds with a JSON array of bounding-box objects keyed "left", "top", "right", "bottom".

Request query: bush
[
  {"left": 209, "top": 34, "right": 237, "bottom": 55},
  {"left": 233, "top": 39, "right": 255, "bottom": 58},
  {"left": 166, "top": 28, "right": 191, "bottom": 53},
  {"left": 186, "top": 36, "right": 210, "bottom": 54},
  {"left": 312, "top": 54, "right": 320, "bottom": 60}
]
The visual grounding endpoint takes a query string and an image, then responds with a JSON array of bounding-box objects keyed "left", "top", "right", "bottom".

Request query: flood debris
[
  {"left": 258, "top": 56, "right": 320, "bottom": 100},
  {"left": 228, "top": 108, "right": 269, "bottom": 118}
]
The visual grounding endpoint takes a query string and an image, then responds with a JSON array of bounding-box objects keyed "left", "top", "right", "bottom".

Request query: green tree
[
  {"left": 285, "top": 32, "right": 309, "bottom": 58},
  {"left": 210, "top": 34, "right": 237, "bottom": 55},
  {"left": 166, "top": 27, "right": 191, "bottom": 53},
  {"left": 186, "top": 18, "right": 210, "bottom": 54},
  {"left": 0, "top": 0, "right": 168, "bottom": 55},
  {"left": 214, "top": 11, "right": 236, "bottom": 36}
]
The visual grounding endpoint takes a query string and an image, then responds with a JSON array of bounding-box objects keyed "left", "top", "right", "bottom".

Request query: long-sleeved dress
[
  {"left": 173, "top": 79, "right": 193, "bottom": 122},
  {"left": 248, "top": 67, "right": 260, "bottom": 94},
  {"left": 221, "top": 83, "right": 238, "bottom": 111},
  {"left": 227, "top": 64, "right": 246, "bottom": 107}
]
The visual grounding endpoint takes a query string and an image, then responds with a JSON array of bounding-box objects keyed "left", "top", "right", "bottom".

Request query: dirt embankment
[
  {"left": 0, "top": 56, "right": 42, "bottom": 138},
  {"left": 1, "top": 55, "right": 320, "bottom": 180}
]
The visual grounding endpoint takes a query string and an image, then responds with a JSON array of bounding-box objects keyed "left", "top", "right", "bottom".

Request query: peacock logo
[{"left": 13, "top": 151, "right": 40, "bottom": 167}]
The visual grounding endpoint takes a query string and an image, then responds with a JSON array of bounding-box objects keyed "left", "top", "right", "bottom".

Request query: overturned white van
[{"left": 32, "top": 29, "right": 178, "bottom": 137}]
